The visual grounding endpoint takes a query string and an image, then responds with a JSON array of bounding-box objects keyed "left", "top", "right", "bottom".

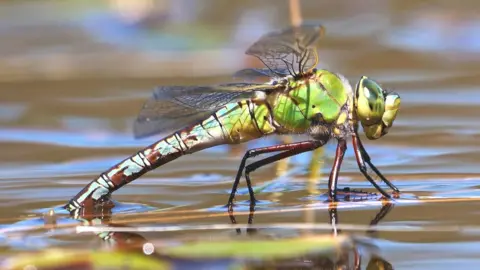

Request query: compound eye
[
  {"left": 356, "top": 77, "right": 385, "bottom": 125},
  {"left": 363, "top": 79, "right": 384, "bottom": 109},
  {"left": 382, "top": 92, "right": 401, "bottom": 128}
]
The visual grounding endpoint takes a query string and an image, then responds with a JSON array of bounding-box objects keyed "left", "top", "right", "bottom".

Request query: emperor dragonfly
[{"left": 65, "top": 23, "right": 401, "bottom": 212}]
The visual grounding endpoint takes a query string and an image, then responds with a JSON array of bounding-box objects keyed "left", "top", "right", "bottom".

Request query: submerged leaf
[
  {"left": 162, "top": 235, "right": 351, "bottom": 259},
  {"left": 3, "top": 249, "right": 170, "bottom": 270}
]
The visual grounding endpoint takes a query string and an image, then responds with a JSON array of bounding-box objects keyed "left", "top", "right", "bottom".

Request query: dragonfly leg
[
  {"left": 227, "top": 140, "right": 324, "bottom": 209},
  {"left": 352, "top": 134, "right": 400, "bottom": 198},
  {"left": 357, "top": 136, "right": 400, "bottom": 193},
  {"left": 244, "top": 142, "right": 325, "bottom": 201},
  {"left": 328, "top": 139, "right": 347, "bottom": 202}
]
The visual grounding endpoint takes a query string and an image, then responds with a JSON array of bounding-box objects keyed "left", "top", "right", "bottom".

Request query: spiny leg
[
  {"left": 357, "top": 135, "right": 399, "bottom": 192},
  {"left": 244, "top": 141, "right": 326, "bottom": 196},
  {"left": 354, "top": 135, "right": 400, "bottom": 193},
  {"left": 227, "top": 140, "right": 324, "bottom": 209},
  {"left": 327, "top": 139, "right": 347, "bottom": 201},
  {"left": 353, "top": 134, "right": 400, "bottom": 194}
]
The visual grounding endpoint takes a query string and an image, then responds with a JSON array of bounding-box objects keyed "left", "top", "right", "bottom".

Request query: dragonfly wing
[
  {"left": 133, "top": 83, "right": 279, "bottom": 139},
  {"left": 245, "top": 23, "right": 325, "bottom": 76},
  {"left": 133, "top": 97, "right": 213, "bottom": 140},
  {"left": 233, "top": 68, "right": 290, "bottom": 81}
]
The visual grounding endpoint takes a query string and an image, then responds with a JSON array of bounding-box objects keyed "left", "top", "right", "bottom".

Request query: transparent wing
[
  {"left": 133, "top": 83, "right": 279, "bottom": 139},
  {"left": 233, "top": 68, "right": 290, "bottom": 81},
  {"left": 245, "top": 23, "right": 325, "bottom": 78}
]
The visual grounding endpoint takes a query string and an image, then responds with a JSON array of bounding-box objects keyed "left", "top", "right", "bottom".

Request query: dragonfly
[{"left": 65, "top": 23, "right": 401, "bottom": 212}]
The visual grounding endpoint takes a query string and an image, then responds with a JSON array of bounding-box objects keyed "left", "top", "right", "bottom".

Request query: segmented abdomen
[
  {"left": 215, "top": 99, "right": 276, "bottom": 143},
  {"left": 65, "top": 99, "right": 276, "bottom": 211}
]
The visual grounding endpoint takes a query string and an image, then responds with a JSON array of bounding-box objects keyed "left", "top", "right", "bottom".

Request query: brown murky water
[{"left": 1, "top": 1, "right": 480, "bottom": 269}]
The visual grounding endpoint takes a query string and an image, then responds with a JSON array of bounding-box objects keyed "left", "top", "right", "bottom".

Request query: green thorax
[{"left": 269, "top": 69, "right": 349, "bottom": 133}]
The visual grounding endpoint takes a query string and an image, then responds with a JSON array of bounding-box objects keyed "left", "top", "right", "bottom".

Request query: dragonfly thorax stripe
[{"left": 246, "top": 100, "right": 263, "bottom": 135}]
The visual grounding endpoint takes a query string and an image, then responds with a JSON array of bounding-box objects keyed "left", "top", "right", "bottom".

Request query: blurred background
[
  {"left": 1, "top": 0, "right": 480, "bottom": 269},
  {"left": 2, "top": 0, "right": 480, "bottom": 81}
]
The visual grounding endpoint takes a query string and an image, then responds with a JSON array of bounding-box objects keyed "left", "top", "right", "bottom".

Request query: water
[{"left": 1, "top": 1, "right": 480, "bottom": 269}]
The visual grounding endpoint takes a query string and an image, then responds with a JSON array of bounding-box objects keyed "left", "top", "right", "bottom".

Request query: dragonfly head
[{"left": 355, "top": 76, "right": 401, "bottom": 140}]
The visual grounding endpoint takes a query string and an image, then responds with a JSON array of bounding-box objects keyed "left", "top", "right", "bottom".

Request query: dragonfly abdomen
[
  {"left": 214, "top": 99, "right": 277, "bottom": 143},
  {"left": 65, "top": 132, "right": 187, "bottom": 210},
  {"left": 65, "top": 99, "right": 277, "bottom": 211}
]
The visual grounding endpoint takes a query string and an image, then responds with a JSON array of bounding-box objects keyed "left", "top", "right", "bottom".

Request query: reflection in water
[{"left": 60, "top": 193, "right": 395, "bottom": 270}]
